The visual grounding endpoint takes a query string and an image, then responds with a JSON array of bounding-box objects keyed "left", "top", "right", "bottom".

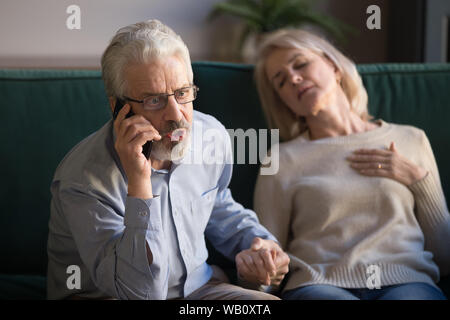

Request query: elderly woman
[{"left": 253, "top": 29, "right": 450, "bottom": 300}]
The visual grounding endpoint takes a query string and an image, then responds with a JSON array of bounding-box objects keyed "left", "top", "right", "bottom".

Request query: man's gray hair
[{"left": 101, "top": 20, "right": 193, "bottom": 98}]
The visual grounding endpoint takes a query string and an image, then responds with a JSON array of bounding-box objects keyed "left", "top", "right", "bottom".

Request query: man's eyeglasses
[{"left": 123, "top": 85, "right": 199, "bottom": 111}]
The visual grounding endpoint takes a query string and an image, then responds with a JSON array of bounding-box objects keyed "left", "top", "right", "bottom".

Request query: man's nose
[{"left": 164, "top": 95, "right": 183, "bottom": 122}]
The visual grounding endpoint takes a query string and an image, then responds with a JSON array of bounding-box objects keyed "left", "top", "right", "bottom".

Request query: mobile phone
[{"left": 113, "top": 98, "right": 152, "bottom": 160}]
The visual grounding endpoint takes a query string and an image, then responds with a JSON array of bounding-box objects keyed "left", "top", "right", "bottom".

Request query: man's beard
[{"left": 150, "top": 118, "right": 191, "bottom": 162}]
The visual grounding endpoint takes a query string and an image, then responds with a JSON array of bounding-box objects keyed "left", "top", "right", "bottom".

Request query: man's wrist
[{"left": 128, "top": 180, "right": 153, "bottom": 199}]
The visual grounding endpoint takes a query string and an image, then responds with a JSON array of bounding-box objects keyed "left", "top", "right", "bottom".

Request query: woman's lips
[{"left": 298, "top": 86, "right": 313, "bottom": 101}]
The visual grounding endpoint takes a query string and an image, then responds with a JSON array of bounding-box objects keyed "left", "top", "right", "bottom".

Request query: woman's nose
[{"left": 289, "top": 72, "right": 302, "bottom": 85}]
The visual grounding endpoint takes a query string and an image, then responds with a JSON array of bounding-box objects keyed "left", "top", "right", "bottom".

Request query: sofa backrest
[{"left": 0, "top": 62, "right": 449, "bottom": 276}]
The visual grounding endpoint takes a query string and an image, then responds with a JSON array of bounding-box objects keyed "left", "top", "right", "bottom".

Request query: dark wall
[
  {"left": 388, "top": 0, "right": 425, "bottom": 62},
  {"left": 325, "top": 0, "right": 391, "bottom": 63},
  {"left": 325, "top": 0, "right": 425, "bottom": 63}
]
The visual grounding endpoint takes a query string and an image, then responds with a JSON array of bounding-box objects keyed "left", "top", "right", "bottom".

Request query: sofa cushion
[{"left": 0, "top": 70, "right": 110, "bottom": 275}]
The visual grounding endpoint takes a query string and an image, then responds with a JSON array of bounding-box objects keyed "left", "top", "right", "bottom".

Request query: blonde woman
[{"left": 253, "top": 29, "right": 450, "bottom": 300}]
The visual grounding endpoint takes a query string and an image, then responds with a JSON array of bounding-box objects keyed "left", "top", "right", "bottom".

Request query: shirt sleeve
[
  {"left": 203, "top": 127, "right": 278, "bottom": 260},
  {"left": 53, "top": 181, "right": 170, "bottom": 299},
  {"left": 407, "top": 131, "right": 450, "bottom": 276}
]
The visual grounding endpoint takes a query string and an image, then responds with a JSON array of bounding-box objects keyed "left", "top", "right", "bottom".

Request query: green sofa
[{"left": 0, "top": 62, "right": 449, "bottom": 299}]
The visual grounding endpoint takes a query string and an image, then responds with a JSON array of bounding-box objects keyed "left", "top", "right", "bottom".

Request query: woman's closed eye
[
  {"left": 293, "top": 62, "right": 308, "bottom": 70},
  {"left": 278, "top": 63, "right": 308, "bottom": 88}
]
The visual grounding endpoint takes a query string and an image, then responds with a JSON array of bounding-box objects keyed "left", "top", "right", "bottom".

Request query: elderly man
[{"left": 47, "top": 20, "right": 289, "bottom": 300}]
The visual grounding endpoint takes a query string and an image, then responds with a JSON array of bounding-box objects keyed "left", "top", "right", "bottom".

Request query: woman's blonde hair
[{"left": 254, "top": 28, "right": 370, "bottom": 141}]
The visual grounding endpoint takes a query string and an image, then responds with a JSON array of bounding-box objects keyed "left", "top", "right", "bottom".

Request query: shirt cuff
[
  {"left": 242, "top": 232, "right": 279, "bottom": 252},
  {"left": 123, "top": 196, "right": 162, "bottom": 231}
]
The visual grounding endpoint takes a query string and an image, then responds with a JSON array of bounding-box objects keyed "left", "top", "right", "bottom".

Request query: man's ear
[{"left": 108, "top": 97, "right": 116, "bottom": 114}]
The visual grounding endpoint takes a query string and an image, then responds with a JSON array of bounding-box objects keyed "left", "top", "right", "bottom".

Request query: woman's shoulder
[
  {"left": 278, "top": 131, "right": 310, "bottom": 151},
  {"left": 260, "top": 133, "right": 311, "bottom": 176},
  {"left": 384, "top": 120, "right": 427, "bottom": 141}
]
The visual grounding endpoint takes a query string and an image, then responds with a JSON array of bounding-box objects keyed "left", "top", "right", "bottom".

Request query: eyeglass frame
[{"left": 122, "top": 85, "right": 199, "bottom": 111}]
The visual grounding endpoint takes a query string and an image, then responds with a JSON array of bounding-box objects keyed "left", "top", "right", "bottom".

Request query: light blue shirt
[{"left": 47, "top": 111, "right": 277, "bottom": 300}]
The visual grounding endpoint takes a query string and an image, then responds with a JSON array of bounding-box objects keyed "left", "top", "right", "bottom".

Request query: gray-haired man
[{"left": 47, "top": 20, "right": 289, "bottom": 300}]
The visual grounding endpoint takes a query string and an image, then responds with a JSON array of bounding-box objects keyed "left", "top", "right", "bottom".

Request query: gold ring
[{"left": 378, "top": 164, "right": 382, "bottom": 169}]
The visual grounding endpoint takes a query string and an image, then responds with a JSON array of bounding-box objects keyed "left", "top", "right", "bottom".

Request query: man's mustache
[{"left": 159, "top": 119, "right": 191, "bottom": 136}]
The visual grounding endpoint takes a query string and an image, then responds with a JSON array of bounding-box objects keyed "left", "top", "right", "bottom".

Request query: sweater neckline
[{"left": 299, "top": 119, "right": 392, "bottom": 144}]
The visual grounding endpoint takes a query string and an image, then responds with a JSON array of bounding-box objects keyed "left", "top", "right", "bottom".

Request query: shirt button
[{"left": 139, "top": 211, "right": 147, "bottom": 217}]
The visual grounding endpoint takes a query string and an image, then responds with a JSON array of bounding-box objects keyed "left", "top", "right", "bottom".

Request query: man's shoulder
[
  {"left": 193, "top": 110, "right": 227, "bottom": 132},
  {"left": 53, "top": 120, "right": 119, "bottom": 185}
]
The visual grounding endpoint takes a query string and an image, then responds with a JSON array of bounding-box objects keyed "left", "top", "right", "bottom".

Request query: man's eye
[
  {"left": 143, "top": 96, "right": 163, "bottom": 109},
  {"left": 278, "top": 79, "right": 285, "bottom": 88},
  {"left": 148, "top": 96, "right": 161, "bottom": 105}
]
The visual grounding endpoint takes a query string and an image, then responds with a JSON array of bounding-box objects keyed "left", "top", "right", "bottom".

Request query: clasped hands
[{"left": 236, "top": 237, "right": 290, "bottom": 287}]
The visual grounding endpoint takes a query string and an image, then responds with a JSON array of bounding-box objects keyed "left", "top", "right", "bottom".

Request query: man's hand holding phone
[{"left": 113, "top": 104, "right": 161, "bottom": 199}]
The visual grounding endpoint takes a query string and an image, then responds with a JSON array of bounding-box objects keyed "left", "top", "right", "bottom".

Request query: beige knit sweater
[{"left": 254, "top": 120, "right": 450, "bottom": 292}]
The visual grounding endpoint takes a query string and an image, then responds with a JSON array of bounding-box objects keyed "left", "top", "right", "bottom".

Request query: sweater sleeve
[
  {"left": 253, "top": 148, "right": 292, "bottom": 250},
  {"left": 408, "top": 131, "right": 450, "bottom": 276}
]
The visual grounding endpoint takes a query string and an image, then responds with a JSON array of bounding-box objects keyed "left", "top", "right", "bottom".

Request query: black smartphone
[{"left": 113, "top": 98, "right": 152, "bottom": 160}]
